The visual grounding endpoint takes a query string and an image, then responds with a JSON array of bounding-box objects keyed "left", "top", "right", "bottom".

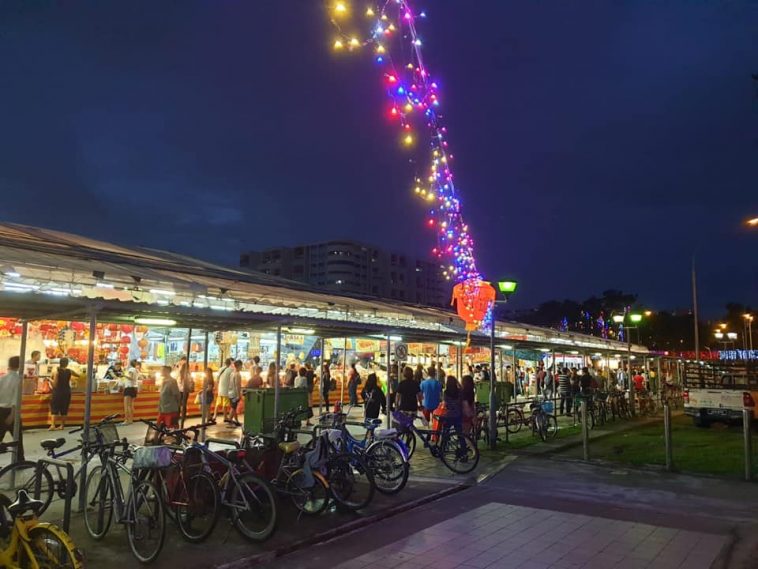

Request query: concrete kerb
[{"left": 217, "top": 483, "right": 468, "bottom": 569}]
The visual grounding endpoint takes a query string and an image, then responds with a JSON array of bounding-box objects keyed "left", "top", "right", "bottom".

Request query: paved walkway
[{"left": 332, "top": 503, "right": 725, "bottom": 569}]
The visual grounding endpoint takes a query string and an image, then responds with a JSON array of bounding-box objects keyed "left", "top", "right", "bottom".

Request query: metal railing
[{"left": 34, "top": 457, "right": 75, "bottom": 533}]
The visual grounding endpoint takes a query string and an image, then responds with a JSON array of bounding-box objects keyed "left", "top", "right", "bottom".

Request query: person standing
[
  {"left": 227, "top": 360, "right": 243, "bottom": 427},
  {"left": 414, "top": 364, "right": 425, "bottom": 383},
  {"left": 176, "top": 356, "right": 194, "bottom": 428},
  {"left": 0, "top": 357, "right": 23, "bottom": 460},
  {"left": 557, "top": 367, "right": 571, "bottom": 415},
  {"left": 320, "top": 362, "right": 331, "bottom": 414},
  {"left": 294, "top": 367, "right": 309, "bottom": 389},
  {"left": 200, "top": 367, "right": 215, "bottom": 426},
  {"left": 25, "top": 350, "right": 41, "bottom": 380},
  {"left": 361, "top": 373, "right": 386, "bottom": 419},
  {"left": 265, "top": 362, "right": 277, "bottom": 388},
  {"left": 442, "top": 376, "right": 463, "bottom": 435},
  {"left": 247, "top": 365, "right": 263, "bottom": 388},
  {"left": 536, "top": 364, "right": 546, "bottom": 394},
  {"left": 104, "top": 359, "right": 124, "bottom": 380},
  {"left": 50, "top": 358, "right": 79, "bottom": 431},
  {"left": 347, "top": 363, "right": 360, "bottom": 407},
  {"left": 158, "top": 366, "right": 181, "bottom": 428},
  {"left": 543, "top": 365, "right": 555, "bottom": 398},
  {"left": 122, "top": 359, "right": 141, "bottom": 425},
  {"left": 284, "top": 363, "right": 297, "bottom": 388},
  {"left": 395, "top": 366, "right": 420, "bottom": 415},
  {"left": 213, "top": 358, "right": 233, "bottom": 423},
  {"left": 419, "top": 371, "right": 443, "bottom": 423},
  {"left": 460, "top": 375, "right": 476, "bottom": 436}
]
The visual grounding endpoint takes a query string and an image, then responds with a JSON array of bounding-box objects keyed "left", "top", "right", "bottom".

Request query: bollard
[
  {"left": 664, "top": 403, "right": 673, "bottom": 471},
  {"left": 581, "top": 399, "right": 589, "bottom": 461},
  {"left": 743, "top": 409, "right": 752, "bottom": 482}
]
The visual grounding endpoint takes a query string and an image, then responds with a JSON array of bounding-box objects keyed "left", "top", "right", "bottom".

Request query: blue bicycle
[{"left": 317, "top": 414, "right": 409, "bottom": 495}]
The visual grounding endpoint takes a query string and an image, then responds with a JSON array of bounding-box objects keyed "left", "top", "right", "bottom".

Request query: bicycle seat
[
  {"left": 364, "top": 418, "right": 383, "bottom": 429},
  {"left": 8, "top": 490, "right": 43, "bottom": 517},
  {"left": 40, "top": 438, "right": 66, "bottom": 451},
  {"left": 278, "top": 441, "right": 301, "bottom": 454}
]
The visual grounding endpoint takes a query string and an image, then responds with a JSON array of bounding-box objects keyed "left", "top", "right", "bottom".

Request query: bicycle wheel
[
  {"left": 366, "top": 440, "right": 408, "bottom": 495},
  {"left": 126, "top": 480, "right": 166, "bottom": 564},
  {"left": 83, "top": 465, "right": 113, "bottom": 540},
  {"left": 175, "top": 471, "right": 219, "bottom": 543},
  {"left": 229, "top": 472, "right": 277, "bottom": 542},
  {"left": 0, "top": 462, "right": 54, "bottom": 515},
  {"left": 440, "top": 432, "right": 479, "bottom": 474},
  {"left": 506, "top": 408, "right": 523, "bottom": 434},
  {"left": 21, "top": 523, "right": 83, "bottom": 569},
  {"left": 398, "top": 430, "right": 416, "bottom": 459},
  {"left": 537, "top": 414, "right": 558, "bottom": 442},
  {"left": 326, "top": 453, "right": 375, "bottom": 512},
  {"left": 286, "top": 469, "right": 329, "bottom": 516}
]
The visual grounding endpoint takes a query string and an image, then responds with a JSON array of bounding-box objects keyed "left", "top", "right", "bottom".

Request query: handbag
[{"left": 133, "top": 446, "right": 172, "bottom": 469}]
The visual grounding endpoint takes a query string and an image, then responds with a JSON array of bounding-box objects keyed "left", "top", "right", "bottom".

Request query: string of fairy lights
[{"left": 329, "top": 1, "right": 481, "bottom": 287}]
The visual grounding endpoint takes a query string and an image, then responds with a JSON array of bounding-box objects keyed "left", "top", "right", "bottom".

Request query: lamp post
[
  {"left": 743, "top": 314, "right": 754, "bottom": 352},
  {"left": 613, "top": 311, "right": 643, "bottom": 416},
  {"left": 489, "top": 280, "right": 517, "bottom": 450},
  {"left": 714, "top": 330, "right": 738, "bottom": 351}
]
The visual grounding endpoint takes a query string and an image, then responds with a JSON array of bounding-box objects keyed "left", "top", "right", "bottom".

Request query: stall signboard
[
  {"left": 394, "top": 343, "right": 409, "bottom": 361},
  {"left": 355, "top": 339, "right": 381, "bottom": 352},
  {"left": 283, "top": 334, "right": 305, "bottom": 345}
]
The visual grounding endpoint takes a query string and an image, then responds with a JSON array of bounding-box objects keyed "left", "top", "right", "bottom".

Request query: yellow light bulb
[
  {"left": 376, "top": 44, "right": 385, "bottom": 54},
  {"left": 335, "top": 2, "right": 347, "bottom": 14},
  {"left": 426, "top": 193, "right": 435, "bottom": 202},
  {"left": 388, "top": 23, "right": 396, "bottom": 31},
  {"left": 403, "top": 134, "right": 414, "bottom": 146},
  {"left": 366, "top": 7, "right": 375, "bottom": 16},
  {"left": 404, "top": 103, "right": 413, "bottom": 113},
  {"left": 333, "top": 39, "right": 344, "bottom": 50},
  {"left": 349, "top": 37, "right": 360, "bottom": 47},
  {"left": 381, "top": 14, "right": 388, "bottom": 20},
  {"left": 414, "top": 186, "right": 421, "bottom": 194}
]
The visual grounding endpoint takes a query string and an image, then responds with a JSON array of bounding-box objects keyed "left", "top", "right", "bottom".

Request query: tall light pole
[
  {"left": 489, "top": 279, "right": 517, "bottom": 450},
  {"left": 613, "top": 311, "right": 643, "bottom": 416},
  {"left": 743, "top": 314, "right": 754, "bottom": 352}
]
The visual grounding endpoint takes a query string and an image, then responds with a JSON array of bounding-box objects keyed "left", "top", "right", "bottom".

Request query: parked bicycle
[
  {"left": 505, "top": 398, "right": 558, "bottom": 442},
  {"left": 0, "top": 414, "right": 121, "bottom": 515},
  {"left": 0, "top": 442, "right": 84, "bottom": 568},
  {"left": 391, "top": 410, "right": 479, "bottom": 474},
  {"left": 82, "top": 437, "right": 166, "bottom": 563}
]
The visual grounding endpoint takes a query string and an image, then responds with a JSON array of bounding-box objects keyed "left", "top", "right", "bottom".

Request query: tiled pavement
[{"left": 333, "top": 503, "right": 726, "bottom": 569}]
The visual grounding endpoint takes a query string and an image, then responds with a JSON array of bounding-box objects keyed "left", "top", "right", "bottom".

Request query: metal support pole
[
  {"left": 203, "top": 331, "right": 209, "bottom": 369},
  {"left": 581, "top": 399, "right": 589, "bottom": 461},
  {"left": 341, "top": 337, "right": 347, "bottom": 406},
  {"left": 274, "top": 325, "right": 282, "bottom": 418},
  {"left": 692, "top": 257, "right": 700, "bottom": 365},
  {"left": 627, "top": 334, "right": 635, "bottom": 416},
  {"left": 457, "top": 344, "right": 462, "bottom": 379},
  {"left": 664, "top": 403, "right": 673, "bottom": 471},
  {"left": 386, "top": 333, "right": 392, "bottom": 428},
  {"left": 78, "top": 311, "right": 97, "bottom": 512},
  {"left": 743, "top": 409, "right": 752, "bottom": 482},
  {"left": 12, "top": 321, "right": 28, "bottom": 465},
  {"left": 489, "top": 319, "right": 497, "bottom": 450}
]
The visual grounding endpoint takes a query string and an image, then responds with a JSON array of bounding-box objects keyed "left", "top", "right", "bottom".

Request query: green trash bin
[
  {"left": 474, "top": 381, "right": 513, "bottom": 407},
  {"left": 243, "top": 388, "right": 310, "bottom": 435}
]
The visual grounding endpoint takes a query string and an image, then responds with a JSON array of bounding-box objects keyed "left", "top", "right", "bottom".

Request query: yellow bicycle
[{"left": 0, "top": 440, "right": 83, "bottom": 569}]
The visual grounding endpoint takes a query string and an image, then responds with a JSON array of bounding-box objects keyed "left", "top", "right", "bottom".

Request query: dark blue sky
[{"left": 1, "top": 1, "right": 755, "bottom": 316}]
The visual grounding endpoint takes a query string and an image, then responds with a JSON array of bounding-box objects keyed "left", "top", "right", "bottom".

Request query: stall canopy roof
[{"left": 0, "top": 223, "right": 647, "bottom": 354}]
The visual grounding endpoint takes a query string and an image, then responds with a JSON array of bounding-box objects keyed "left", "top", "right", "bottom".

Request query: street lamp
[
  {"left": 747, "top": 217, "right": 758, "bottom": 227},
  {"left": 743, "top": 314, "right": 754, "bottom": 351},
  {"left": 613, "top": 310, "right": 644, "bottom": 415},
  {"left": 489, "top": 279, "right": 517, "bottom": 450}
]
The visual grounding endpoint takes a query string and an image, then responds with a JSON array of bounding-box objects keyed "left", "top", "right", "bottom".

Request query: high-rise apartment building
[{"left": 240, "top": 241, "right": 449, "bottom": 308}]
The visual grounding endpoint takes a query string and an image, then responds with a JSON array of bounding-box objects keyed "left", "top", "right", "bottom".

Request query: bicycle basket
[
  {"left": 391, "top": 411, "right": 414, "bottom": 429},
  {"left": 132, "top": 446, "right": 173, "bottom": 470},
  {"left": 83, "top": 422, "right": 120, "bottom": 445},
  {"left": 542, "top": 401, "right": 554, "bottom": 414}
]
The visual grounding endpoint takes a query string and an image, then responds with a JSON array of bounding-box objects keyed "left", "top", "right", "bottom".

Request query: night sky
[{"left": 1, "top": 2, "right": 755, "bottom": 316}]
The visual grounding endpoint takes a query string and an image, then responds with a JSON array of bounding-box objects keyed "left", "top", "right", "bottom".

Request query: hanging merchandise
[{"left": 328, "top": 2, "right": 495, "bottom": 332}]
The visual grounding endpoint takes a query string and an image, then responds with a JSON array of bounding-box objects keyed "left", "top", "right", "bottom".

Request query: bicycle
[
  {"left": 503, "top": 398, "right": 558, "bottom": 442},
  {"left": 317, "top": 413, "right": 407, "bottom": 496},
  {"left": 0, "top": 414, "right": 121, "bottom": 515},
  {"left": 242, "top": 407, "right": 330, "bottom": 516},
  {"left": 136, "top": 420, "right": 219, "bottom": 544},
  {"left": 142, "top": 419, "right": 277, "bottom": 543},
  {"left": 82, "top": 438, "right": 166, "bottom": 563},
  {"left": 0, "top": 442, "right": 84, "bottom": 569},
  {"left": 391, "top": 410, "right": 479, "bottom": 474}
]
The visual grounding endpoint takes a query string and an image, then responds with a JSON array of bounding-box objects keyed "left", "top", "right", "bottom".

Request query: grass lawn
[{"left": 558, "top": 414, "right": 758, "bottom": 478}]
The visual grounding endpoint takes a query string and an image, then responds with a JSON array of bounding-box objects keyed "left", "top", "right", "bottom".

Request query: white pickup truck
[{"left": 683, "top": 362, "right": 757, "bottom": 427}]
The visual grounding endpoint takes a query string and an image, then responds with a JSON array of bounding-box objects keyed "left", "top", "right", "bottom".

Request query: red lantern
[
  {"left": 118, "top": 345, "right": 130, "bottom": 355},
  {"left": 120, "top": 325, "right": 133, "bottom": 334},
  {"left": 120, "top": 335, "right": 132, "bottom": 344},
  {"left": 70, "top": 322, "right": 85, "bottom": 332},
  {"left": 451, "top": 278, "right": 496, "bottom": 332},
  {"left": 108, "top": 323, "right": 119, "bottom": 332}
]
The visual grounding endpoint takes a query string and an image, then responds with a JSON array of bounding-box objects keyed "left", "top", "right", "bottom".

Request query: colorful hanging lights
[{"left": 329, "top": 1, "right": 494, "bottom": 331}]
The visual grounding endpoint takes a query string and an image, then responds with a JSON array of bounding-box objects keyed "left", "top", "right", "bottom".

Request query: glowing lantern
[
  {"left": 118, "top": 345, "right": 130, "bottom": 355},
  {"left": 138, "top": 338, "right": 148, "bottom": 349},
  {"left": 451, "top": 278, "right": 496, "bottom": 332},
  {"left": 120, "top": 325, "right": 133, "bottom": 334},
  {"left": 120, "top": 335, "right": 132, "bottom": 344}
]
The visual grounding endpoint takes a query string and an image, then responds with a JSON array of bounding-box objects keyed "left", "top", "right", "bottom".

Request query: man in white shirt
[
  {"left": 0, "top": 357, "right": 23, "bottom": 460},
  {"left": 212, "top": 358, "right": 233, "bottom": 423}
]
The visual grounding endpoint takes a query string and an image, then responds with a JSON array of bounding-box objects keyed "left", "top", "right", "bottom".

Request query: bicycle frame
[{"left": 0, "top": 517, "right": 41, "bottom": 569}]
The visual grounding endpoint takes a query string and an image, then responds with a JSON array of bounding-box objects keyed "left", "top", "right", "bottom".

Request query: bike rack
[{"left": 34, "top": 457, "right": 75, "bottom": 533}]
